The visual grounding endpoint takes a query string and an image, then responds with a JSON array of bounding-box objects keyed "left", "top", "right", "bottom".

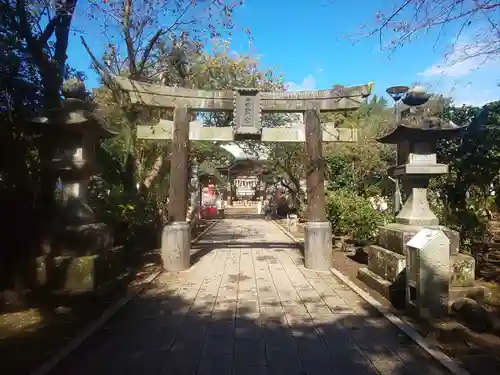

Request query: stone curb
[
  {"left": 30, "top": 219, "right": 221, "bottom": 375},
  {"left": 272, "top": 220, "right": 471, "bottom": 375}
]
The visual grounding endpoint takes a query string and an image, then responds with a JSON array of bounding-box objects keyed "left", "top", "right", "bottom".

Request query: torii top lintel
[{"left": 112, "top": 75, "right": 373, "bottom": 112}]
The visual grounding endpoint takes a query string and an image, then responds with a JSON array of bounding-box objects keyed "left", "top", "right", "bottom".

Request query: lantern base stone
[
  {"left": 53, "top": 222, "right": 113, "bottom": 257},
  {"left": 35, "top": 245, "right": 126, "bottom": 293},
  {"left": 377, "top": 223, "right": 460, "bottom": 256}
]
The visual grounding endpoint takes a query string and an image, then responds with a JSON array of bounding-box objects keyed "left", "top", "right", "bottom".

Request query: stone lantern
[
  {"left": 377, "top": 100, "right": 465, "bottom": 226},
  {"left": 33, "top": 78, "right": 116, "bottom": 258},
  {"left": 357, "top": 87, "right": 488, "bottom": 319}
]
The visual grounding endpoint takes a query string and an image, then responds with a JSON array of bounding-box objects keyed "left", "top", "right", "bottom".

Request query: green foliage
[
  {"left": 324, "top": 153, "right": 353, "bottom": 190},
  {"left": 326, "top": 189, "right": 388, "bottom": 242},
  {"left": 431, "top": 101, "right": 500, "bottom": 247},
  {"left": 440, "top": 102, "right": 500, "bottom": 192},
  {"left": 89, "top": 180, "right": 163, "bottom": 249},
  {"left": 0, "top": 1, "right": 47, "bottom": 272},
  {"left": 324, "top": 97, "right": 394, "bottom": 198},
  {"left": 192, "top": 141, "right": 235, "bottom": 167}
]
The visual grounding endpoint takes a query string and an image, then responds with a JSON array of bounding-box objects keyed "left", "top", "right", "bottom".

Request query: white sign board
[{"left": 406, "top": 228, "right": 441, "bottom": 250}]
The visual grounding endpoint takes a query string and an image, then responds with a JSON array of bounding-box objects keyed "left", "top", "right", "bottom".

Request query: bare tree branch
[
  {"left": 15, "top": 0, "right": 43, "bottom": 60},
  {"left": 80, "top": 36, "right": 122, "bottom": 104},
  {"left": 142, "top": 154, "right": 164, "bottom": 189},
  {"left": 137, "top": 0, "right": 195, "bottom": 75},
  {"left": 351, "top": 0, "right": 500, "bottom": 64},
  {"left": 122, "top": 0, "right": 137, "bottom": 77}
]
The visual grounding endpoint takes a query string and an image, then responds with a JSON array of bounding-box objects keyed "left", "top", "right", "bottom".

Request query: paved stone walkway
[{"left": 51, "top": 218, "right": 450, "bottom": 375}]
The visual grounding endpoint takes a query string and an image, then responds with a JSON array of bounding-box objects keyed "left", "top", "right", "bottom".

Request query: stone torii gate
[{"left": 113, "top": 76, "right": 372, "bottom": 272}]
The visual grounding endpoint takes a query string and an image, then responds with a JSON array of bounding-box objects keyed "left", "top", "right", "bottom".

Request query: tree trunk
[{"left": 142, "top": 154, "right": 164, "bottom": 189}]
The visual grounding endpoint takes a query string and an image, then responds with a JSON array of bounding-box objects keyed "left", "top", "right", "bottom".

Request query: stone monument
[
  {"left": 357, "top": 86, "right": 487, "bottom": 318},
  {"left": 33, "top": 78, "right": 117, "bottom": 292}
]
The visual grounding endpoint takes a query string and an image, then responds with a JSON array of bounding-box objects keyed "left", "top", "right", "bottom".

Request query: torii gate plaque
[{"left": 113, "top": 75, "right": 372, "bottom": 272}]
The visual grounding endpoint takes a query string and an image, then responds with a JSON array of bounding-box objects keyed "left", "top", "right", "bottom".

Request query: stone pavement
[{"left": 50, "top": 217, "right": 451, "bottom": 375}]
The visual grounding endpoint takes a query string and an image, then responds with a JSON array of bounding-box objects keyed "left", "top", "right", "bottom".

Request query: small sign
[{"left": 406, "top": 228, "right": 441, "bottom": 250}]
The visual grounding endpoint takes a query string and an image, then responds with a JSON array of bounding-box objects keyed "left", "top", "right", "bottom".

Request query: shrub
[
  {"left": 326, "top": 189, "right": 387, "bottom": 242},
  {"left": 88, "top": 180, "right": 164, "bottom": 250}
]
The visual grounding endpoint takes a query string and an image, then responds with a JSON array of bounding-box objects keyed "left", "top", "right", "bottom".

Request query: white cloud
[
  {"left": 451, "top": 86, "right": 500, "bottom": 107},
  {"left": 417, "top": 38, "right": 500, "bottom": 106},
  {"left": 285, "top": 75, "right": 316, "bottom": 91},
  {"left": 421, "top": 75, "right": 500, "bottom": 107},
  {"left": 419, "top": 59, "right": 480, "bottom": 78},
  {"left": 418, "top": 40, "right": 496, "bottom": 78}
]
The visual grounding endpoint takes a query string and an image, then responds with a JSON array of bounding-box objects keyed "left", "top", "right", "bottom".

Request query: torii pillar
[
  {"left": 163, "top": 105, "right": 191, "bottom": 271},
  {"left": 304, "top": 107, "right": 331, "bottom": 270}
]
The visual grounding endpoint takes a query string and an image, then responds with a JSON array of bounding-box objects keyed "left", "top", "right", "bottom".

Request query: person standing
[
  {"left": 264, "top": 199, "right": 272, "bottom": 220},
  {"left": 215, "top": 194, "right": 223, "bottom": 218}
]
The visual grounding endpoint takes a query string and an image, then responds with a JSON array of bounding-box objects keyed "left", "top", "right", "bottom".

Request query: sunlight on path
[{"left": 50, "top": 217, "right": 450, "bottom": 375}]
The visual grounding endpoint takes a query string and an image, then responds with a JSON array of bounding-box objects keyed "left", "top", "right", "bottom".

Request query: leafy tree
[
  {"left": 0, "top": 0, "right": 86, "bottom": 294},
  {"left": 3, "top": 0, "right": 84, "bottom": 228},
  {"left": 80, "top": 0, "right": 245, "bottom": 196},
  {"left": 431, "top": 101, "right": 500, "bottom": 248},
  {"left": 0, "top": 2, "right": 43, "bottom": 290},
  {"left": 440, "top": 101, "right": 500, "bottom": 212},
  {"left": 81, "top": 0, "right": 243, "bottom": 83},
  {"left": 77, "top": 1, "right": 246, "bottom": 240},
  {"left": 324, "top": 95, "right": 394, "bottom": 197}
]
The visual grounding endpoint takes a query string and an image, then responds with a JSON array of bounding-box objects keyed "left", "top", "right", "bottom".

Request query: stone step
[
  {"left": 357, "top": 267, "right": 392, "bottom": 299},
  {"left": 366, "top": 244, "right": 406, "bottom": 283}
]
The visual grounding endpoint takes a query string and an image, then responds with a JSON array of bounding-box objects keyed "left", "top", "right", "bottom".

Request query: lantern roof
[
  {"left": 31, "top": 79, "right": 118, "bottom": 138},
  {"left": 377, "top": 115, "right": 465, "bottom": 144}
]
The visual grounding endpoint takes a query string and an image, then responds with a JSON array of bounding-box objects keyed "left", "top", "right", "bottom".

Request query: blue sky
[{"left": 67, "top": 0, "right": 500, "bottom": 106}]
